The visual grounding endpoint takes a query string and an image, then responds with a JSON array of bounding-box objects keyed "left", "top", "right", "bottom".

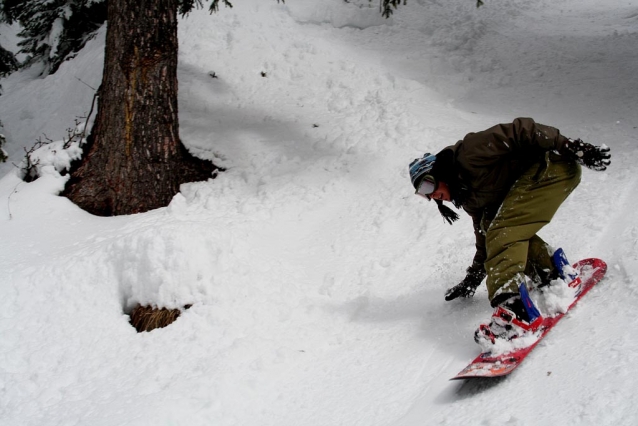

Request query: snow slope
[{"left": 1, "top": 0, "right": 638, "bottom": 424}]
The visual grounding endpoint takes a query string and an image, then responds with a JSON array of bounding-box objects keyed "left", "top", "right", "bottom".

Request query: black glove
[
  {"left": 561, "top": 138, "right": 611, "bottom": 171},
  {"left": 444, "top": 264, "right": 486, "bottom": 301}
]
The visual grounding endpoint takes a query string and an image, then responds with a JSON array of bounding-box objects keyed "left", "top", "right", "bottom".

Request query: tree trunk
[{"left": 63, "top": 0, "right": 217, "bottom": 216}]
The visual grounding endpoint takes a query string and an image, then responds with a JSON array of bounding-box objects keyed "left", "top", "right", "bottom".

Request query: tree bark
[{"left": 63, "top": 0, "right": 217, "bottom": 216}]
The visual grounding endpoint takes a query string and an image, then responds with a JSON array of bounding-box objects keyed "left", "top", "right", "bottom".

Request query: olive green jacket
[{"left": 441, "top": 117, "right": 572, "bottom": 267}]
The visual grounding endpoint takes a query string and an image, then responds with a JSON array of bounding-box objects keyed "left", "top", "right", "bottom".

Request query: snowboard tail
[{"left": 451, "top": 258, "right": 607, "bottom": 380}]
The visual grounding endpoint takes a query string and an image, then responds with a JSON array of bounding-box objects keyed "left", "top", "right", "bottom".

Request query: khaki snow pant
[{"left": 484, "top": 155, "right": 582, "bottom": 306}]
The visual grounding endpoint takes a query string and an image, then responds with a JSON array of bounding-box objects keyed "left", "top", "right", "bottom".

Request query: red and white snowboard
[{"left": 451, "top": 258, "right": 607, "bottom": 380}]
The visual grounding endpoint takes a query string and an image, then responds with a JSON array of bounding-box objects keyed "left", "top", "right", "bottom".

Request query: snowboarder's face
[{"left": 428, "top": 181, "right": 451, "bottom": 202}]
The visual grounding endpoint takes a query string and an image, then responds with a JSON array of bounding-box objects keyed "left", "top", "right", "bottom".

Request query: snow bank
[{"left": 285, "top": 0, "right": 388, "bottom": 29}]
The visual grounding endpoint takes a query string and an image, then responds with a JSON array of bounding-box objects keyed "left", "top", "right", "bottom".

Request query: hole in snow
[{"left": 128, "top": 304, "right": 192, "bottom": 332}]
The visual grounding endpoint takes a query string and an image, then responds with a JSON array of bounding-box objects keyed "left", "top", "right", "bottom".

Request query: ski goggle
[{"left": 415, "top": 175, "right": 437, "bottom": 199}]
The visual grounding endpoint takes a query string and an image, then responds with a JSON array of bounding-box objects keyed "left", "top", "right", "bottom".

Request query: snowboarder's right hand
[
  {"left": 561, "top": 138, "right": 611, "bottom": 171},
  {"left": 444, "top": 264, "right": 487, "bottom": 301}
]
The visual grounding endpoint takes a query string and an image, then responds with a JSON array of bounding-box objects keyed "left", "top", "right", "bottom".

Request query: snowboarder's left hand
[
  {"left": 562, "top": 139, "right": 611, "bottom": 171},
  {"left": 445, "top": 263, "right": 486, "bottom": 301}
]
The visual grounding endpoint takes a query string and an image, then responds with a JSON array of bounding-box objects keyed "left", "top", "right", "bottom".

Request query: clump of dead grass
[{"left": 129, "top": 304, "right": 191, "bottom": 332}]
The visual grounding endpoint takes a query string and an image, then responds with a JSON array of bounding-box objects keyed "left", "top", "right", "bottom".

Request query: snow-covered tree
[
  {"left": 0, "top": 4, "right": 19, "bottom": 79},
  {"left": 1, "top": 0, "right": 107, "bottom": 75},
  {"left": 0, "top": 129, "right": 7, "bottom": 163},
  {"left": 15, "top": 0, "right": 420, "bottom": 216},
  {"left": 0, "top": 43, "right": 18, "bottom": 76},
  {"left": 63, "top": 0, "right": 220, "bottom": 216}
]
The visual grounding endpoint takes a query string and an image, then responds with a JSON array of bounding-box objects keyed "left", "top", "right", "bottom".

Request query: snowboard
[{"left": 451, "top": 258, "right": 607, "bottom": 380}]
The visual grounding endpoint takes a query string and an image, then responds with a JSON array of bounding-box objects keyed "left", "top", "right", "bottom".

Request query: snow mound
[{"left": 285, "top": 0, "right": 388, "bottom": 29}]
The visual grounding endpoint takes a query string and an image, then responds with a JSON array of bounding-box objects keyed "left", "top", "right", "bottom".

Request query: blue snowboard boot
[
  {"left": 474, "top": 280, "right": 543, "bottom": 347},
  {"left": 552, "top": 248, "right": 582, "bottom": 292}
]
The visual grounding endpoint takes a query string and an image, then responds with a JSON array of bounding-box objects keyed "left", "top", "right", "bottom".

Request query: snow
[
  {"left": 1, "top": 0, "right": 638, "bottom": 424},
  {"left": 47, "top": 18, "right": 65, "bottom": 59}
]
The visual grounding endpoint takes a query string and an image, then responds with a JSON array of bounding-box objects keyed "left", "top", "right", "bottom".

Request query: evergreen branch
[{"left": 209, "top": 0, "right": 234, "bottom": 13}]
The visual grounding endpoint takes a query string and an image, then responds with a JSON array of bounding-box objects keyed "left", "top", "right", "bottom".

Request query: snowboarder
[{"left": 409, "top": 117, "right": 610, "bottom": 345}]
